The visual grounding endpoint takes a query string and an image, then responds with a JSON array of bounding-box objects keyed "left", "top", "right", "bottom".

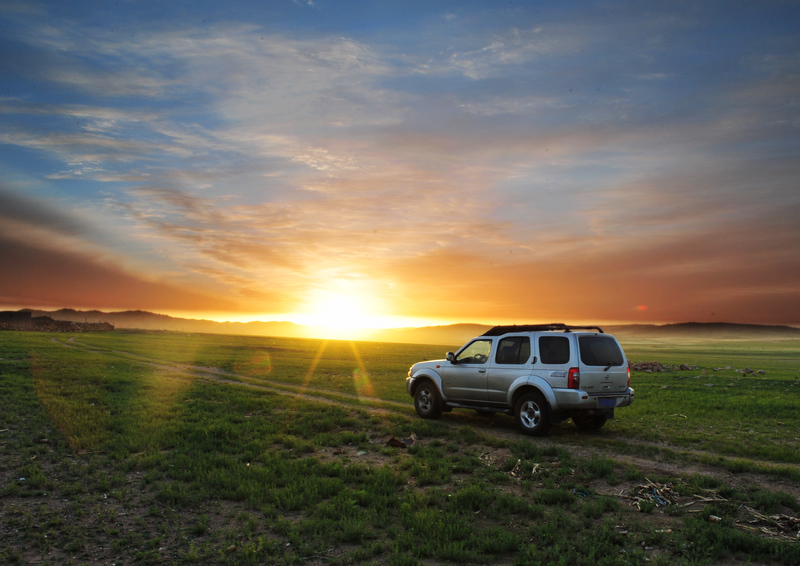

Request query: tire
[
  {"left": 414, "top": 381, "right": 442, "bottom": 419},
  {"left": 514, "top": 392, "right": 551, "bottom": 436},
  {"left": 572, "top": 414, "right": 608, "bottom": 431}
]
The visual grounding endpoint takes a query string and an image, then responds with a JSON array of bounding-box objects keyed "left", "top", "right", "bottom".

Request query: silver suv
[{"left": 406, "top": 324, "right": 634, "bottom": 435}]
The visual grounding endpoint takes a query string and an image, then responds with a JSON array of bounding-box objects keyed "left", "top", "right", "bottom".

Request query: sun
[
  {"left": 291, "top": 286, "right": 393, "bottom": 337},
  {"left": 285, "top": 280, "right": 442, "bottom": 338},
  {"left": 304, "top": 294, "right": 374, "bottom": 330}
]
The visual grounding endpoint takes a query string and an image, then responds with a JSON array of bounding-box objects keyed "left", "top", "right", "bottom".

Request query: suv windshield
[
  {"left": 456, "top": 339, "right": 492, "bottom": 364},
  {"left": 578, "top": 335, "right": 623, "bottom": 367}
]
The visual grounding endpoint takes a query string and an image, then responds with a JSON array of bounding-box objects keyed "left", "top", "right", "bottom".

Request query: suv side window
[
  {"left": 495, "top": 337, "right": 531, "bottom": 364},
  {"left": 456, "top": 339, "right": 492, "bottom": 364},
  {"left": 538, "top": 336, "right": 570, "bottom": 365}
]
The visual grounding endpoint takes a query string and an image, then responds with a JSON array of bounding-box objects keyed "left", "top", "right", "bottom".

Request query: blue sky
[{"left": 1, "top": 0, "right": 798, "bottom": 328}]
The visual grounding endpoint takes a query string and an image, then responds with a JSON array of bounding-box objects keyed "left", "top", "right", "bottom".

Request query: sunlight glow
[
  {"left": 164, "top": 279, "right": 450, "bottom": 340},
  {"left": 287, "top": 289, "right": 389, "bottom": 339},
  {"left": 285, "top": 280, "right": 404, "bottom": 335},
  {"left": 300, "top": 294, "right": 374, "bottom": 329}
]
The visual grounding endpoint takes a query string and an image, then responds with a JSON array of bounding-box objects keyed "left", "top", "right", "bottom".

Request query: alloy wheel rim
[
  {"left": 419, "top": 389, "right": 431, "bottom": 412},
  {"left": 521, "top": 400, "right": 540, "bottom": 428}
]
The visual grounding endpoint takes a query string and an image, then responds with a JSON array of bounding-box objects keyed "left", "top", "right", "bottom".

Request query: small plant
[
  {"left": 581, "top": 455, "right": 618, "bottom": 483},
  {"left": 533, "top": 488, "right": 575, "bottom": 506},
  {"left": 189, "top": 514, "right": 210, "bottom": 536},
  {"left": 637, "top": 499, "right": 657, "bottom": 513},
  {"left": 580, "top": 496, "right": 619, "bottom": 519}
]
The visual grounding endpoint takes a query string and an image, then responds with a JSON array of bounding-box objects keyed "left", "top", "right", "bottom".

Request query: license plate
[{"left": 598, "top": 398, "right": 617, "bottom": 408}]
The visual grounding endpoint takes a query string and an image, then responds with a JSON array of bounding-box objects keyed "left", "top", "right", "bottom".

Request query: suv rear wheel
[
  {"left": 414, "top": 381, "right": 442, "bottom": 419},
  {"left": 572, "top": 414, "right": 608, "bottom": 431},
  {"left": 514, "top": 392, "right": 550, "bottom": 436}
]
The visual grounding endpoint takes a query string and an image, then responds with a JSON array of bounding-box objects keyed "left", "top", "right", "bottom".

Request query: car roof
[{"left": 481, "top": 323, "right": 605, "bottom": 336}]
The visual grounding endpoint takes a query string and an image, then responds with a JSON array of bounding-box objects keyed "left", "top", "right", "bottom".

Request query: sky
[{"left": 1, "top": 0, "right": 799, "bottom": 330}]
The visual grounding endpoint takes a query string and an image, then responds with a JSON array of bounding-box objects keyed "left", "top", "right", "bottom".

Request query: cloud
[
  {"left": 0, "top": 185, "right": 89, "bottom": 237},
  {"left": 1, "top": 4, "right": 798, "bottom": 324},
  {"left": 384, "top": 208, "right": 800, "bottom": 326},
  {"left": 0, "top": 233, "right": 247, "bottom": 313}
]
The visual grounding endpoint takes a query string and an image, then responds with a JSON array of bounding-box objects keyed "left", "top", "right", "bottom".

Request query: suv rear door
[
  {"left": 487, "top": 335, "right": 531, "bottom": 402},
  {"left": 533, "top": 333, "right": 575, "bottom": 389},
  {"left": 577, "top": 334, "right": 628, "bottom": 399}
]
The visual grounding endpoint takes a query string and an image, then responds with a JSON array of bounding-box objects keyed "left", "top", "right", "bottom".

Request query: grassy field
[{"left": 1, "top": 330, "right": 799, "bottom": 565}]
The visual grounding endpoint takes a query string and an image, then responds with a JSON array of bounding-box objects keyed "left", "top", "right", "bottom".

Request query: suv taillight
[
  {"left": 568, "top": 367, "right": 580, "bottom": 389},
  {"left": 627, "top": 367, "right": 631, "bottom": 388}
]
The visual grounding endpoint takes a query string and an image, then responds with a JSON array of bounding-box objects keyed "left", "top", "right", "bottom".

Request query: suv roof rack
[{"left": 481, "top": 323, "right": 604, "bottom": 336}]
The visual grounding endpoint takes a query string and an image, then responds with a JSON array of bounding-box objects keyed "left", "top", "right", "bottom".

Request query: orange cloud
[
  {"left": 0, "top": 234, "right": 247, "bottom": 313},
  {"left": 380, "top": 209, "right": 800, "bottom": 326}
]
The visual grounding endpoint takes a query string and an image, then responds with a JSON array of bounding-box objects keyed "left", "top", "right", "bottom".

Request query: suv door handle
[{"left": 479, "top": 369, "right": 486, "bottom": 373}]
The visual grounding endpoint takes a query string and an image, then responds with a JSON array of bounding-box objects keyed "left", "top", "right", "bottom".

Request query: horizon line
[{"left": 4, "top": 306, "right": 799, "bottom": 331}]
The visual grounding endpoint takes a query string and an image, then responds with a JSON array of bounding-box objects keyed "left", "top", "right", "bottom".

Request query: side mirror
[{"left": 446, "top": 352, "right": 456, "bottom": 363}]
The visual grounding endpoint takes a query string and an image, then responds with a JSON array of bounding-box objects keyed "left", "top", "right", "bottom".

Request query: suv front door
[{"left": 442, "top": 339, "right": 492, "bottom": 401}]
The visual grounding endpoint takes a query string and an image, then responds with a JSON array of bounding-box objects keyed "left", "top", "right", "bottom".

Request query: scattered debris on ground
[
  {"left": 738, "top": 505, "right": 800, "bottom": 542},
  {"left": 629, "top": 479, "right": 679, "bottom": 510},
  {"left": 629, "top": 361, "right": 767, "bottom": 375},
  {"left": 385, "top": 432, "right": 416, "bottom": 448},
  {"left": 602, "top": 479, "right": 731, "bottom": 514}
]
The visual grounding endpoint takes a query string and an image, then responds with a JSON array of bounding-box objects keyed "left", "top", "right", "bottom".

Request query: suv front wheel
[
  {"left": 514, "top": 392, "right": 551, "bottom": 436},
  {"left": 414, "top": 381, "right": 442, "bottom": 419}
]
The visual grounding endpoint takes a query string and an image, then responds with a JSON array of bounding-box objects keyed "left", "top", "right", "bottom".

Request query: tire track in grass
[
  {"left": 50, "top": 336, "right": 800, "bottom": 495},
  {"left": 52, "top": 336, "right": 416, "bottom": 416}
]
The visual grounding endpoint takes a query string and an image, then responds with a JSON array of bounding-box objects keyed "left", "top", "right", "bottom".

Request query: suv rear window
[
  {"left": 578, "top": 335, "right": 624, "bottom": 367},
  {"left": 538, "top": 336, "right": 570, "bottom": 365}
]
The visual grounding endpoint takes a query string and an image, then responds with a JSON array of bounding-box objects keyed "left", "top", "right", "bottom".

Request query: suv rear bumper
[{"left": 553, "top": 387, "right": 634, "bottom": 410}]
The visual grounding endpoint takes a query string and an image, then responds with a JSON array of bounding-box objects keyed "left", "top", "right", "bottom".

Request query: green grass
[
  {"left": 1, "top": 330, "right": 799, "bottom": 565},
  {"left": 65, "top": 331, "right": 441, "bottom": 403},
  {"left": 612, "top": 336, "right": 800, "bottom": 469}
]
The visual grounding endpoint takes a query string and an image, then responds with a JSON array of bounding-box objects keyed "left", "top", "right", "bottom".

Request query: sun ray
[
  {"left": 302, "top": 340, "right": 329, "bottom": 391},
  {"left": 348, "top": 341, "right": 374, "bottom": 398}
]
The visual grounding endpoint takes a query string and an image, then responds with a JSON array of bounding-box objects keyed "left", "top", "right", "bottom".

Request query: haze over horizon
[{"left": 1, "top": 1, "right": 799, "bottom": 329}]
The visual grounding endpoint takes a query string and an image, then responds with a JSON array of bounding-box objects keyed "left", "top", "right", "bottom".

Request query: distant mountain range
[
  {"left": 15, "top": 309, "right": 800, "bottom": 346},
  {"left": 603, "top": 322, "right": 800, "bottom": 338},
  {"left": 21, "top": 308, "right": 308, "bottom": 339}
]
